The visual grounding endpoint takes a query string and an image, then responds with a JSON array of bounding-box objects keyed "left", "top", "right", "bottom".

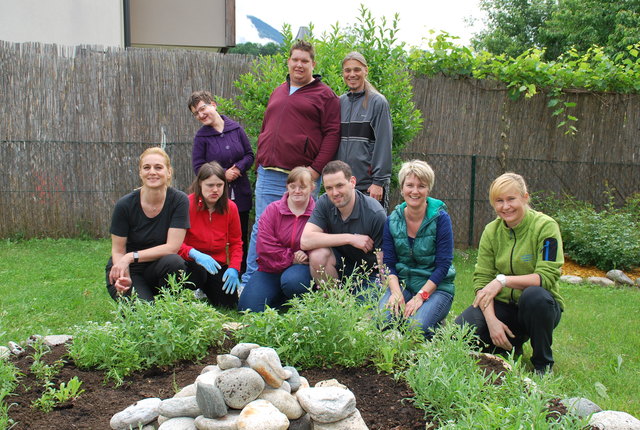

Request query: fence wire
[{"left": 2, "top": 141, "right": 638, "bottom": 245}]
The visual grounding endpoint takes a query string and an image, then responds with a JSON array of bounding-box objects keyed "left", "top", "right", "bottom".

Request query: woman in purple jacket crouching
[{"left": 238, "top": 167, "right": 316, "bottom": 312}]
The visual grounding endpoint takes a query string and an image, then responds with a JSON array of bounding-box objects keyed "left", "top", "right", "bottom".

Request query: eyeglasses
[{"left": 192, "top": 104, "right": 210, "bottom": 117}]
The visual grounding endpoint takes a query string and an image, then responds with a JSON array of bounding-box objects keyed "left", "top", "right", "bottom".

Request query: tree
[
  {"left": 218, "top": 7, "right": 422, "bottom": 182},
  {"left": 539, "top": 0, "right": 640, "bottom": 59},
  {"left": 472, "top": 0, "right": 556, "bottom": 57},
  {"left": 228, "top": 42, "right": 282, "bottom": 56}
]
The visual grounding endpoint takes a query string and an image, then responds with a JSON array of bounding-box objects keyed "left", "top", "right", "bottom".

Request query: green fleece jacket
[{"left": 473, "top": 209, "right": 565, "bottom": 310}]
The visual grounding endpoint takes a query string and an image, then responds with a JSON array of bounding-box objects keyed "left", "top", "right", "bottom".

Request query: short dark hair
[
  {"left": 289, "top": 40, "right": 315, "bottom": 61},
  {"left": 190, "top": 162, "right": 228, "bottom": 214},
  {"left": 322, "top": 160, "right": 352, "bottom": 179},
  {"left": 187, "top": 90, "right": 215, "bottom": 112}
]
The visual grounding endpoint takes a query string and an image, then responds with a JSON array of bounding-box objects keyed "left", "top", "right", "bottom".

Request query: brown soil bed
[
  {"left": 563, "top": 257, "right": 640, "bottom": 280},
  {"left": 6, "top": 341, "right": 426, "bottom": 430}
]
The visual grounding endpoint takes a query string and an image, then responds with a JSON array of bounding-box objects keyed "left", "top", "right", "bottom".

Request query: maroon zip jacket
[{"left": 256, "top": 75, "right": 340, "bottom": 174}]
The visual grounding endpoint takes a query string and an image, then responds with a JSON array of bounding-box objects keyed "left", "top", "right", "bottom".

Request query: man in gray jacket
[{"left": 336, "top": 51, "right": 393, "bottom": 211}]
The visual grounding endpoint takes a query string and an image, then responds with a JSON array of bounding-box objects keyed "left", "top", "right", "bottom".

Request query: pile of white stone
[
  {"left": 109, "top": 343, "right": 368, "bottom": 430},
  {"left": 561, "top": 269, "right": 640, "bottom": 287}
]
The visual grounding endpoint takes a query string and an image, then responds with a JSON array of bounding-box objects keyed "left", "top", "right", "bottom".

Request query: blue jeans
[
  {"left": 238, "top": 264, "right": 312, "bottom": 312},
  {"left": 379, "top": 288, "right": 453, "bottom": 339},
  {"left": 241, "top": 166, "right": 320, "bottom": 289}
]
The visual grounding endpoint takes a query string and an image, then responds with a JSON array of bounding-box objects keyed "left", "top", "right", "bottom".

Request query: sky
[{"left": 236, "top": 0, "right": 485, "bottom": 48}]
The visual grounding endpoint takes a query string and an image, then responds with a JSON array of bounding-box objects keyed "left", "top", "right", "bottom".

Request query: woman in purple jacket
[
  {"left": 188, "top": 91, "right": 255, "bottom": 271},
  {"left": 238, "top": 167, "right": 316, "bottom": 312}
]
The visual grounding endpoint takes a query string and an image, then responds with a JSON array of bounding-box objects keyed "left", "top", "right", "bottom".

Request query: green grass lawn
[{"left": 1, "top": 239, "right": 638, "bottom": 417}]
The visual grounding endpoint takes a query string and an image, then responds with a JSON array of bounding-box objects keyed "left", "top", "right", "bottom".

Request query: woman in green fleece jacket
[{"left": 455, "top": 173, "right": 564, "bottom": 374}]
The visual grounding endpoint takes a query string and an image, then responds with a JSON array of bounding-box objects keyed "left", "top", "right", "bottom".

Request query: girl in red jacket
[{"left": 179, "top": 162, "right": 241, "bottom": 307}]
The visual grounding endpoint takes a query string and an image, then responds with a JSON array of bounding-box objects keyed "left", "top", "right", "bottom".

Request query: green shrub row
[{"left": 535, "top": 192, "right": 640, "bottom": 271}]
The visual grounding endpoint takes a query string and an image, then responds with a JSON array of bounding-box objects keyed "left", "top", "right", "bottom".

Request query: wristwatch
[
  {"left": 133, "top": 251, "right": 140, "bottom": 264},
  {"left": 419, "top": 289, "right": 430, "bottom": 301},
  {"left": 495, "top": 274, "right": 507, "bottom": 287}
]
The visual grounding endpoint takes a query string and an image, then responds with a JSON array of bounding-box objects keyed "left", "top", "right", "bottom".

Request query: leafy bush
[
  {"left": 535, "top": 192, "right": 640, "bottom": 271},
  {"left": 68, "top": 275, "right": 229, "bottom": 385},
  {"left": 405, "top": 323, "right": 587, "bottom": 428},
  {"left": 238, "top": 272, "right": 424, "bottom": 370},
  {"left": 219, "top": 6, "right": 423, "bottom": 185}
]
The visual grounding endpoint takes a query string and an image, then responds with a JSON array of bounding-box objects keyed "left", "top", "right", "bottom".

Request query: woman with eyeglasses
[
  {"left": 188, "top": 91, "right": 254, "bottom": 272},
  {"left": 106, "top": 147, "right": 189, "bottom": 301}
]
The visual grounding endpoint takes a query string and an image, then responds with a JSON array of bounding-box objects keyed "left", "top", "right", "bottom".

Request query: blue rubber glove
[
  {"left": 189, "top": 248, "right": 221, "bottom": 275},
  {"left": 222, "top": 268, "right": 239, "bottom": 294}
]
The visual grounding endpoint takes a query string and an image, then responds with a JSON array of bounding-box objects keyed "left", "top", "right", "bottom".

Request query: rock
[
  {"left": 174, "top": 383, "right": 196, "bottom": 398},
  {"left": 43, "top": 334, "right": 73, "bottom": 347},
  {"left": 215, "top": 367, "right": 265, "bottom": 409},
  {"left": 196, "top": 381, "right": 227, "bottom": 418},
  {"left": 561, "top": 397, "right": 602, "bottom": 417},
  {"left": 237, "top": 399, "right": 289, "bottom": 430},
  {"left": 288, "top": 413, "right": 312, "bottom": 430},
  {"left": 258, "top": 387, "right": 305, "bottom": 419},
  {"left": 315, "top": 379, "right": 347, "bottom": 390},
  {"left": 560, "top": 275, "right": 583, "bottom": 284},
  {"left": 296, "top": 387, "right": 356, "bottom": 423},
  {"left": 217, "top": 354, "right": 242, "bottom": 370},
  {"left": 636, "top": 278, "right": 640, "bottom": 287},
  {"left": 284, "top": 366, "right": 302, "bottom": 392},
  {"left": 26, "top": 335, "right": 43, "bottom": 345},
  {"left": 589, "top": 410, "right": 640, "bottom": 429},
  {"left": 194, "top": 410, "right": 241, "bottom": 430},
  {"left": 280, "top": 381, "right": 291, "bottom": 393},
  {"left": 201, "top": 364, "right": 222, "bottom": 375},
  {"left": 110, "top": 397, "right": 162, "bottom": 430},
  {"left": 606, "top": 270, "right": 634, "bottom": 286},
  {"left": 157, "top": 416, "right": 196, "bottom": 429},
  {"left": 246, "top": 347, "right": 292, "bottom": 388},
  {"left": 230, "top": 342, "right": 260, "bottom": 360},
  {"left": 222, "top": 322, "right": 247, "bottom": 331},
  {"left": 196, "top": 367, "right": 223, "bottom": 386},
  {"left": 142, "top": 425, "right": 156, "bottom": 430},
  {"left": 0, "top": 346, "right": 9, "bottom": 360},
  {"left": 586, "top": 277, "right": 615, "bottom": 287},
  {"left": 158, "top": 415, "right": 169, "bottom": 425},
  {"left": 158, "top": 396, "right": 200, "bottom": 418},
  {"left": 312, "top": 408, "right": 368, "bottom": 429},
  {"left": 8, "top": 341, "right": 24, "bottom": 356}
]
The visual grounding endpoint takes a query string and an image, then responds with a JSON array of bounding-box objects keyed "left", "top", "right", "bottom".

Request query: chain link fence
[{"left": 2, "top": 140, "right": 638, "bottom": 246}]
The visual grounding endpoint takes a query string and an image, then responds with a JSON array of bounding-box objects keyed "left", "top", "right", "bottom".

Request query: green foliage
[
  {"left": 0, "top": 358, "right": 20, "bottom": 429},
  {"left": 68, "top": 275, "right": 229, "bottom": 385},
  {"left": 472, "top": 0, "right": 556, "bottom": 58},
  {"left": 32, "top": 376, "right": 84, "bottom": 413},
  {"left": 220, "top": 7, "right": 422, "bottom": 181},
  {"left": 535, "top": 192, "right": 640, "bottom": 270},
  {"left": 228, "top": 42, "right": 283, "bottom": 56},
  {"left": 405, "top": 323, "right": 587, "bottom": 428},
  {"left": 410, "top": 33, "right": 640, "bottom": 134},
  {"left": 29, "top": 340, "right": 65, "bottom": 384}
]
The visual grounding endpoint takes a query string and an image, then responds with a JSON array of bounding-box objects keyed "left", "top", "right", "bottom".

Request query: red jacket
[
  {"left": 179, "top": 194, "right": 242, "bottom": 270},
  {"left": 256, "top": 75, "right": 340, "bottom": 174},
  {"left": 256, "top": 193, "right": 315, "bottom": 273}
]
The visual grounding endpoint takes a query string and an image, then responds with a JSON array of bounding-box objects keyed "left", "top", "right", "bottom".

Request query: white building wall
[{"left": 0, "top": 0, "right": 123, "bottom": 47}]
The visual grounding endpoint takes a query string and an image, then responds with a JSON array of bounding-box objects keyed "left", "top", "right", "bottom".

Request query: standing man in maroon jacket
[{"left": 240, "top": 40, "right": 341, "bottom": 291}]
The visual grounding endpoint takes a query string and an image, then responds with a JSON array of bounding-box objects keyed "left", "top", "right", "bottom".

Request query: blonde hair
[
  {"left": 489, "top": 172, "right": 530, "bottom": 208},
  {"left": 342, "top": 51, "right": 380, "bottom": 108},
  {"left": 139, "top": 147, "right": 172, "bottom": 186},
  {"left": 398, "top": 160, "right": 435, "bottom": 190},
  {"left": 287, "top": 166, "right": 315, "bottom": 189}
]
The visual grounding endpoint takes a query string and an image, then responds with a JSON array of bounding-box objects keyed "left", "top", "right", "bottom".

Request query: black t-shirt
[{"left": 109, "top": 187, "right": 190, "bottom": 252}]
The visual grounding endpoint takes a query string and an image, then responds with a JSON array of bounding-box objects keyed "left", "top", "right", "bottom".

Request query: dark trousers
[
  {"left": 185, "top": 261, "right": 238, "bottom": 308},
  {"left": 105, "top": 254, "right": 187, "bottom": 301},
  {"left": 455, "top": 286, "right": 562, "bottom": 370}
]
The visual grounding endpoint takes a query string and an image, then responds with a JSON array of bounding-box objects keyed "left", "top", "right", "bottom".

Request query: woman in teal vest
[{"left": 379, "top": 160, "right": 455, "bottom": 339}]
